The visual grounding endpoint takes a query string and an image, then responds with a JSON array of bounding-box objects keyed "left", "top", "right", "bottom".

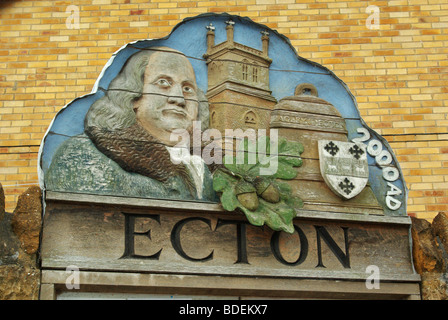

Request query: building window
[
  {"left": 244, "top": 110, "right": 258, "bottom": 127},
  {"left": 242, "top": 59, "right": 249, "bottom": 81},
  {"left": 252, "top": 66, "right": 258, "bottom": 82},
  {"left": 211, "top": 111, "right": 217, "bottom": 127}
]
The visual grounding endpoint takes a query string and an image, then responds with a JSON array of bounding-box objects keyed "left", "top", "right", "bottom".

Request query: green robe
[{"left": 45, "top": 134, "right": 218, "bottom": 202}]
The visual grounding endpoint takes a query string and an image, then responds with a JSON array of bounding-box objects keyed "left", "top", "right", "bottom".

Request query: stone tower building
[{"left": 203, "top": 20, "right": 277, "bottom": 140}]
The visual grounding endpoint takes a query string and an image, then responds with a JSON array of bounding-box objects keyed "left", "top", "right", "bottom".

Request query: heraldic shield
[{"left": 318, "top": 140, "right": 369, "bottom": 200}]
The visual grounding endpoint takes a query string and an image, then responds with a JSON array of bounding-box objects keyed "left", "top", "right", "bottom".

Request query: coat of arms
[{"left": 318, "top": 140, "right": 369, "bottom": 200}]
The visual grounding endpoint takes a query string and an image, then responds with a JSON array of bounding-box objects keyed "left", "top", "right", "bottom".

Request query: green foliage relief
[{"left": 213, "top": 136, "right": 304, "bottom": 234}]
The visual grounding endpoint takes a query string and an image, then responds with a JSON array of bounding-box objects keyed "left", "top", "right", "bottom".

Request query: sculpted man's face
[{"left": 133, "top": 51, "right": 199, "bottom": 146}]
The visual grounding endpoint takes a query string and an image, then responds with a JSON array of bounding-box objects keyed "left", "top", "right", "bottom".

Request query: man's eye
[
  {"left": 156, "top": 79, "right": 171, "bottom": 87},
  {"left": 183, "top": 86, "right": 194, "bottom": 93}
]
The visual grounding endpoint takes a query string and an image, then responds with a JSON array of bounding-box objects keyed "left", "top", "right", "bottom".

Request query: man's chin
[{"left": 160, "top": 118, "right": 191, "bottom": 132}]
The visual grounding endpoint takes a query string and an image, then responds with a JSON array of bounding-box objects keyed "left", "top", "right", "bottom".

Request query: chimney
[
  {"left": 205, "top": 23, "right": 215, "bottom": 51},
  {"left": 225, "top": 19, "right": 235, "bottom": 44},
  {"left": 261, "top": 30, "right": 269, "bottom": 56}
]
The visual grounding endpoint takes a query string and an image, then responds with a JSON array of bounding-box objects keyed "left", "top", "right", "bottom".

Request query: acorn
[
  {"left": 254, "top": 177, "right": 280, "bottom": 204},
  {"left": 235, "top": 180, "right": 259, "bottom": 211}
]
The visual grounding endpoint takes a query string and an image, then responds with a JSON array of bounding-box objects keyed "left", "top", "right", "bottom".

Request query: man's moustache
[{"left": 162, "top": 107, "right": 188, "bottom": 116}]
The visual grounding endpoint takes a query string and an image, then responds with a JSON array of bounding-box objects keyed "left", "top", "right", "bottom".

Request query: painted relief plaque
[
  {"left": 39, "top": 13, "right": 419, "bottom": 299},
  {"left": 39, "top": 13, "right": 408, "bottom": 217}
]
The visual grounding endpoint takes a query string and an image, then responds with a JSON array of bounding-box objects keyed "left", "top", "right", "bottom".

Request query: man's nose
[{"left": 167, "top": 85, "right": 186, "bottom": 107}]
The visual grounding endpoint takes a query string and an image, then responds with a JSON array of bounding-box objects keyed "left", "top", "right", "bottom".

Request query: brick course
[{"left": 0, "top": 0, "right": 447, "bottom": 220}]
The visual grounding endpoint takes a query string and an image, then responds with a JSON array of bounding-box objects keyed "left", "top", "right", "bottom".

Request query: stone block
[
  {"left": 11, "top": 186, "right": 42, "bottom": 255},
  {"left": 411, "top": 216, "right": 445, "bottom": 274},
  {"left": 0, "top": 265, "right": 40, "bottom": 300},
  {"left": 420, "top": 272, "right": 448, "bottom": 300},
  {"left": 411, "top": 215, "right": 448, "bottom": 300},
  {"left": 0, "top": 186, "right": 41, "bottom": 300},
  {"left": 432, "top": 212, "right": 448, "bottom": 251}
]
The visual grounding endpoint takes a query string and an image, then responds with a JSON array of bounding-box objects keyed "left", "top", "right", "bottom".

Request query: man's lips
[{"left": 162, "top": 108, "right": 187, "bottom": 117}]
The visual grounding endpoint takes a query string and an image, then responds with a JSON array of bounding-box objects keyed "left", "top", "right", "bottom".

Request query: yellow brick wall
[{"left": 0, "top": 0, "right": 447, "bottom": 221}]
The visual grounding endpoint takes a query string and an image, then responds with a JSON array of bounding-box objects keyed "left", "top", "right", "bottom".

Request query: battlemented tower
[{"left": 203, "top": 20, "right": 277, "bottom": 137}]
